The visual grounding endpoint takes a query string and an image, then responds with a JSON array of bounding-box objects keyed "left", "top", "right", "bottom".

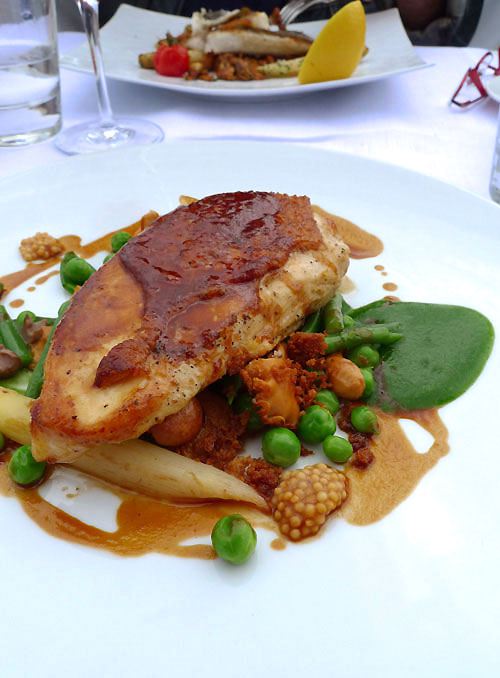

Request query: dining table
[
  {"left": 1, "top": 32, "right": 499, "bottom": 200},
  {"left": 2, "top": 27, "right": 500, "bottom": 678}
]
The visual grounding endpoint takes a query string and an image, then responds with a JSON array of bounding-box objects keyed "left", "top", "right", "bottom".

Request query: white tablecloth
[{"left": 1, "top": 33, "right": 499, "bottom": 200}]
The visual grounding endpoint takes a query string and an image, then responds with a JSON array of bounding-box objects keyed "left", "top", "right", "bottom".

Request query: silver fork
[{"left": 280, "top": 0, "right": 341, "bottom": 26}]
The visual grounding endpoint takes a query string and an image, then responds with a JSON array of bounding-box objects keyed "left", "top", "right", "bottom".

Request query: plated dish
[
  {"left": 0, "top": 190, "right": 493, "bottom": 561},
  {"left": 60, "top": 5, "right": 428, "bottom": 100},
  {"left": 1, "top": 143, "right": 499, "bottom": 678}
]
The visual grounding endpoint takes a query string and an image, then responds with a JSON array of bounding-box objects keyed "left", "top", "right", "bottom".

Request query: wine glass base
[{"left": 54, "top": 117, "right": 164, "bottom": 155}]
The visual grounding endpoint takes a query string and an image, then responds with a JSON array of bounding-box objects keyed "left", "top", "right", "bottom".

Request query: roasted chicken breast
[{"left": 31, "top": 192, "right": 349, "bottom": 463}]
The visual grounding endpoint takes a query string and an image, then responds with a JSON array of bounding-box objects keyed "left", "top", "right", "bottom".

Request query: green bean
[
  {"left": 324, "top": 324, "right": 402, "bottom": 354},
  {"left": 0, "top": 318, "right": 32, "bottom": 367},
  {"left": 350, "top": 299, "right": 395, "bottom": 319},
  {"left": 25, "top": 301, "right": 69, "bottom": 399},
  {"left": 341, "top": 297, "right": 353, "bottom": 315},
  {"left": 301, "top": 309, "right": 322, "bottom": 333},
  {"left": 0, "top": 368, "right": 32, "bottom": 395},
  {"left": 0, "top": 305, "right": 9, "bottom": 321},
  {"left": 15, "top": 310, "right": 36, "bottom": 332},
  {"left": 111, "top": 231, "right": 132, "bottom": 253},
  {"left": 323, "top": 293, "right": 344, "bottom": 334}
]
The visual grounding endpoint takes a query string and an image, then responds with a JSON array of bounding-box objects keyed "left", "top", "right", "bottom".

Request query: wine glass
[{"left": 55, "top": 0, "right": 164, "bottom": 155}]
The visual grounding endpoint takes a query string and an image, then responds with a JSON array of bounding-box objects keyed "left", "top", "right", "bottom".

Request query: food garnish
[
  {"left": 138, "top": 5, "right": 368, "bottom": 83},
  {"left": 211, "top": 514, "right": 257, "bottom": 565},
  {"left": 0, "top": 192, "right": 495, "bottom": 565},
  {"left": 272, "top": 464, "right": 348, "bottom": 541},
  {"left": 298, "top": 0, "right": 366, "bottom": 84},
  {"left": 19, "top": 232, "right": 63, "bottom": 262}
]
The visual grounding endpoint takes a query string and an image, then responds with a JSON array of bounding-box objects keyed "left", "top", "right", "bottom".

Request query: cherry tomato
[{"left": 153, "top": 44, "right": 190, "bottom": 77}]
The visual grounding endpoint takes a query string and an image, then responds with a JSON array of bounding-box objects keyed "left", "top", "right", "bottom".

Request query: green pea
[
  {"left": 0, "top": 432, "right": 5, "bottom": 453},
  {"left": 103, "top": 253, "right": 114, "bottom": 264},
  {"left": 360, "top": 368, "right": 375, "bottom": 399},
  {"left": 111, "top": 231, "right": 132, "bottom": 253},
  {"left": 8, "top": 445, "right": 46, "bottom": 486},
  {"left": 64, "top": 257, "right": 96, "bottom": 286},
  {"left": 348, "top": 345, "right": 380, "bottom": 368},
  {"left": 262, "top": 428, "right": 301, "bottom": 468},
  {"left": 211, "top": 514, "right": 257, "bottom": 565},
  {"left": 314, "top": 389, "right": 340, "bottom": 416},
  {"left": 297, "top": 405, "right": 336, "bottom": 445},
  {"left": 233, "top": 392, "right": 263, "bottom": 433},
  {"left": 322, "top": 435, "right": 353, "bottom": 463},
  {"left": 351, "top": 406, "right": 378, "bottom": 434}
]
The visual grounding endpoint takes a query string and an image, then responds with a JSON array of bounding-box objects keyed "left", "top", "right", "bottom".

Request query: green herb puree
[{"left": 354, "top": 302, "right": 494, "bottom": 411}]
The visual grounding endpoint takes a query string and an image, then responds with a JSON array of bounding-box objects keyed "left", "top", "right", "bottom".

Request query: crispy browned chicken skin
[{"left": 31, "top": 192, "right": 349, "bottom": 463}]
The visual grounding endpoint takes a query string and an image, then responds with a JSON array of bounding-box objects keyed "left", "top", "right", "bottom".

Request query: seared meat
[
  {"left": 204, "top": 28, "right": 312, "bottom": 58},
  {"left": 31, "top": 192, "right": 349, "bottom": 463}
]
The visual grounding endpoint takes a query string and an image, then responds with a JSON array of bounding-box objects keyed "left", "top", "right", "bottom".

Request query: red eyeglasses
[{"left": 450, "top": 49, "right": 500, "bottom": 108}]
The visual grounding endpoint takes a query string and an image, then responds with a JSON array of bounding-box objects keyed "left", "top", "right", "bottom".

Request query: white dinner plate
[
  {"left": 1, "top": 141, "right": 499, "bottom": 678},
  {"left": 487, "top": 74, "right": 500, "bottom": 103},
  {"left": 60, "top": 5, "right": 428, "bottom": 101}
]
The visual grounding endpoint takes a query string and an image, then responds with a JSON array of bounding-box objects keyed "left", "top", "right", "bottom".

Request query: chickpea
[
  {"left": 149, "top": 397, "right": 203, "bottom": 447},
  {"left": 325, "top": 353, "right": 365, "bottom": 400}
]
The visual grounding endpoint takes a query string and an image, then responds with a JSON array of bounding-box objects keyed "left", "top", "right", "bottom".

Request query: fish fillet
[
  {"left": 205, "top": 28, "right": 312, "bottom": 57},
  {"left": 31, "top": 192, "right": 349, "bottom": 463}
]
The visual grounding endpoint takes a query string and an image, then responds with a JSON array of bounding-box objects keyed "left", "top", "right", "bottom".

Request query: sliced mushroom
[{"left": 0, "top": 345, "right": 22, "bottom": 378}]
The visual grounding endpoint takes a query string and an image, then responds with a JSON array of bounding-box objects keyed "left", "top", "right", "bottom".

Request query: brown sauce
[
  {"left": 2, "top": 201, "right": 448, "bottom": 559},
  {"left": 9, "top": 299, "right": 24, "bottom": 309},
  {"left": 383, "top": 282, "right": 398, "bottom": 292},
  {"left": 35, "top": 270, "right": 60, "bottom": 286},
  {"left": 1, "top": 407, "right": 449, "bottom": 558},
  {"left": 312, "top": 206, "right": 384, "bottom": 259},
  {"left": 0, "top": 260, "right": 58, "bottom": 295},
  {"left": 27, "top": 286, "right": 36, "bottom": 292},
  {"left": 0, "top": 458, "right": 274, "bottom": 559},
  {"left": 0, "top": 211, "right": 159, "bottom": 296},
  {"left": 340, "top": 409, "right": 449, "bottom": 525},
  {"left": 119, "top": 193, "right": 321, "bottom": 361},
  {"left": 271, "top": 538, "right": 287, "bottom": 551}
]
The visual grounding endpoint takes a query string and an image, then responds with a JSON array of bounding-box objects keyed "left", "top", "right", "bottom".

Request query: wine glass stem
[{"left": 77, "top": 1, "right": 115, "bottom": 125}]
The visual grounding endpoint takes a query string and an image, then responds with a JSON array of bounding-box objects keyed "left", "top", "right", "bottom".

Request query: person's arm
[{"left": 396, "top": 0, "right": 447, "bottom": 30}]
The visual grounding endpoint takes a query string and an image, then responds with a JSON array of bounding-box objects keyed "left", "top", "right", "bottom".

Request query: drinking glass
[
  {"left": 55, "top": 0, "right": 163, "bottom": 155},
  {"left": 0, "top": 0, "right": 61, "bottom": 147}
]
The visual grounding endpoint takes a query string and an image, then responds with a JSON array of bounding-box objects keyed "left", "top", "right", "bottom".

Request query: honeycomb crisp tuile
[{"left": 272, "top": 463, "right": 348, "bottom": 541}]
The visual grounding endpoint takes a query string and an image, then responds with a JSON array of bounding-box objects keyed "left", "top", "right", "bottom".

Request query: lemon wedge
[{"left": 298, "top": 0, "right": 366, "bottom": 84}]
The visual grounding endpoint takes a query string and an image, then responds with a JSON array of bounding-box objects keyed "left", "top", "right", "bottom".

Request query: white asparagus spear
[{"left": 0, "top": 388, "right": 267, "bottom": 509}]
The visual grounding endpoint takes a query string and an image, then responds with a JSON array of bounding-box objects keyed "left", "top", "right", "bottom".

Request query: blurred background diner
[{"left": 56, "top": 1, "right": 500, "bottom": 47}]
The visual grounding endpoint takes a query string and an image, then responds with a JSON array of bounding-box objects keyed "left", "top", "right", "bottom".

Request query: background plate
[
  {"left": 0, "top": 142, "right": 499, "bottom": 678},
  {"left": 60, "top": 5, "right": 428, "bottom": 101}
]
